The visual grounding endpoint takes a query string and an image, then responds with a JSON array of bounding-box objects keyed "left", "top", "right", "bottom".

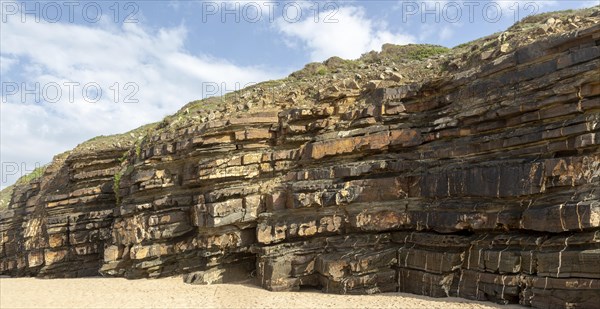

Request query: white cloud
[
  {"left": 417, "top": 21, "right": 464, "bottom": 43},
  {"left": 0, "top": 56, "right": 19, "bottom": 74},
  {"left": 168, "top": 0, "right": 181, "bottom": 11},
  {"left": 0, "top": 18, "right": 280, "bottom": 187},
  {"left": 439, "top": 24, "right": 456, "bottom": 41},
  {"left": 275, "top": 5, "right": 415, "bottom": 62}
]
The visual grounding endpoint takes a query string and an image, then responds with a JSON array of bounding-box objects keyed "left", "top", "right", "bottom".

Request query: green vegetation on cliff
[
  {"left": 0, "top": 165, "right": 48, "bottom": 210},
  {"left": 0, "top": 185, "right": 14, "bottom": 209}
]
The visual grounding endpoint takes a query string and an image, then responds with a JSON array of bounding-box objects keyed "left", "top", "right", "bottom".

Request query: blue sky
[{"left": 0, "top": 0, "right": 598, "bottom": 187}]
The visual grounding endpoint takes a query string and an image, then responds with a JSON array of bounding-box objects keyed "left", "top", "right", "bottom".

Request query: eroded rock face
[
  {"left": 0, "top": 147, "right": 129, "bottom": 277},
  {"left": 1, "top": 10, "right": 599, "bottom": 309}
]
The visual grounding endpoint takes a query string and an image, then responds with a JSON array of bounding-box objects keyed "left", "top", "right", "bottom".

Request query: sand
[{"left": 0, "top": 277, "right": 524, "bottom": 309}]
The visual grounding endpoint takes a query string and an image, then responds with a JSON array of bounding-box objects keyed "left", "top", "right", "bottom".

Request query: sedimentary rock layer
[
  {"left": 1, "top": 9, "right": 599, "bottom": 309},
  {"left": 0, "top": 145, "right": 130, "bottom": 277}
]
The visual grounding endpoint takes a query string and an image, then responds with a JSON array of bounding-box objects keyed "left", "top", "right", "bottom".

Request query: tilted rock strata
[
  {"left": 0, "top": 146, "right": 131, "bottom": 277},
  {"left": 94, "top": 21, "right": 600, "bottom": 307},
  {"left": 1, "top": 10, "right": 600, "bottom": 309}
]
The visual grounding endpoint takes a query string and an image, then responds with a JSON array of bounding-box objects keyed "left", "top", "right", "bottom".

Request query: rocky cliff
[{"left": 1, "top": 8, "right": 600, "bottom": 308}]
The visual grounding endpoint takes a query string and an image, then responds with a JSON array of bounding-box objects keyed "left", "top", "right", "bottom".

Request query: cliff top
[{"left": 156, "top": 5, "right": 599, "bottom": 133}]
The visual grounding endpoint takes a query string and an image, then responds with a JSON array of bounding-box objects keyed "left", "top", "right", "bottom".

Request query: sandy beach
[{"left": 0, "top": 277, "right": 524, "bottom": 309}]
